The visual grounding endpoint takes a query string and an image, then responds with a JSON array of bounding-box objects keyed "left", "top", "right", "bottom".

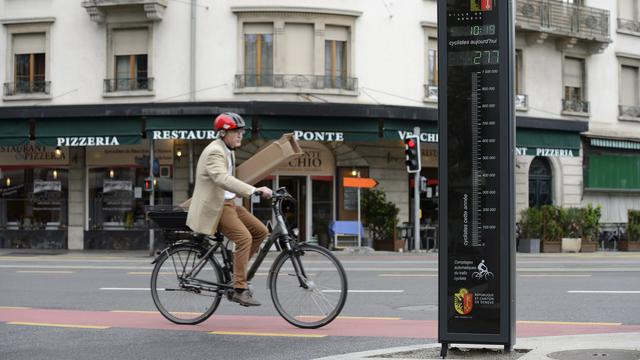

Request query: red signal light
[{"left": 407, "top": 139, "right": 416, "bottom": 148}]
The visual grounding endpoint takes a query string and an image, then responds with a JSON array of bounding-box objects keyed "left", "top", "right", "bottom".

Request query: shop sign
[
  {"left": 515, "top": 147, "right": 576, "bottom": 157},
  {"left": 277, "top": 141, "right": 334, "bottom": 175},
  {"left": 34, "top": 180, "right": 62, "bottom": 194},
  {"left": 0, "top": 144, "right": 69, "bottom": 166},
  {"left": 293, "top": 131, "right": 344, "bottom": 142},
  {"left": 398, "top": 131, "right": 439, "bottom": 143},
  {"left": 57, "top": 136, "right": 120, "bottom": 147},
  {"left": 104, "top": 180, "right": 133, "bottom": 193},
  {"left": 151, "top": 130, "right": 218, "bottom": 140},
  {"left": 87, "top": 142, "right": 172, "bottom": 167}
]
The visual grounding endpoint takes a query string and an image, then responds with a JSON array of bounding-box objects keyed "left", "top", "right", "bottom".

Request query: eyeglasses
[{"left": 229, "top": 129, "right": 246, "bottom": 136}]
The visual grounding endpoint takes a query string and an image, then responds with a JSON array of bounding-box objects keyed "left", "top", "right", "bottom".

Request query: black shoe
[{"left": 230, "top": 290, "right": 261, "bottom": 307}]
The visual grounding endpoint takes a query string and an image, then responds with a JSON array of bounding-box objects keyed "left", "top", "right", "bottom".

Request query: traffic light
[
  {"left": 404, "top": 135, "right": 421, "bottom": 173},
  {"left": 144, "top": 177, "right": 157, "bottom": 192}
]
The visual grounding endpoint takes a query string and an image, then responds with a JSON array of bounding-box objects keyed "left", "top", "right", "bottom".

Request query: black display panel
[{"left": 438, "top": 0, "right": 515, "bottom": 347}]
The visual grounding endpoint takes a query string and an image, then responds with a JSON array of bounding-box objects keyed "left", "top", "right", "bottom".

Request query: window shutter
[
  {"left": 621, "top": 65, "right": 639, "bottom": 106},
  {"left": 243, "top": 23, "right": 273, "bottom": 35},
  {"left": 13, "top": 33, "right": 46, "bottom": 54},
  {"left": 284, "top": 23, "right": 314, "bottom": 75},
  {"left": 325, "top": 25, "right": 348, "bottom": 41},
  {"left": 618, "top": 0, "right": 636, "bottom": 20},
  {"left": 113, "top": 28, "right": 148, "bottom": 55},
  {"left": 564, "top": 57, "right": 584, "bottom": 88}
]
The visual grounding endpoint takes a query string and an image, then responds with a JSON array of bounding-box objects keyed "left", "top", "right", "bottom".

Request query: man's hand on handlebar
[{"left": 254, "top": 186, "right": 273, "bottom": 199}]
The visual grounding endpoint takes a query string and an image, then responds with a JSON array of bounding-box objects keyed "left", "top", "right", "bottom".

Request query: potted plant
[
  {"left": 621, "top": 209, "right": 640, "bottom": 251},
  {"left": 561, "top": 207, "right": 582, "bottom": 253},
  {"left": 518, "top": 207, "right": 541, "bottom": 253},
  {"left": 540, "top": 205, "right": 562, "bottom": 252},
  {"left": 580, "top": 204, "right": 601, "bottom": 252},
  {"left": 362, "top": 188, "right": 402, "bottom": 251}
]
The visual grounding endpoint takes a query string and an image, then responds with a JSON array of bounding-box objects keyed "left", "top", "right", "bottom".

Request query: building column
[{"left": 67, "top": 147, "right": 85, "bottom": 250}]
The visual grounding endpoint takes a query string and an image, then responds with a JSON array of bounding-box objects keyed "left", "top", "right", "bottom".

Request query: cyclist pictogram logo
[{"left": 472, "top": 259, "right": 495, "bottom": 281}]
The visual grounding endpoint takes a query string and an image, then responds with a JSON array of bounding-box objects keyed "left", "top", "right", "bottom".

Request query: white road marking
[
  {"left": 568, "top": 290, "right": 640, "bottom": 294},
  {"left": 100, "top": 288, "right": 152, "bottom": 291},
  {"left": 322, "top": 290, "right": 404, "bottom": 293}
]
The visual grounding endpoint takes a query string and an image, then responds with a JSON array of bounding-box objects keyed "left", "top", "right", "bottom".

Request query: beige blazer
[{"left": 186, "top": 139, "right": 254, "bottom": 235}]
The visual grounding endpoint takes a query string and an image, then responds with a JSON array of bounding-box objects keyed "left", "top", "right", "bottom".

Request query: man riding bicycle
[{"left": 186, "top": 112, "right": 272, "bottom": 307}]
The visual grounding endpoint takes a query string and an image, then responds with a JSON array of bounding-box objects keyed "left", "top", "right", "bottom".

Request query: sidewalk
[{"left": 313, "top": 332, "right": 640, "bottom": 360}]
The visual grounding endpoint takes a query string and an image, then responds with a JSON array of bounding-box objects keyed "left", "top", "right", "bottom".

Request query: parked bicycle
[
  {"left": 599, "top": 223, "right": 626, "bottom": 251},
  {"left": 146, "top": 187, "right": 348, "bottom": 329}
]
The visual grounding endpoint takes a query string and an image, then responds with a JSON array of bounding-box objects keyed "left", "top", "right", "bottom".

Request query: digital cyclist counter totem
[{"left": 437, "top": 0, "right": 515, "bottom": 351}]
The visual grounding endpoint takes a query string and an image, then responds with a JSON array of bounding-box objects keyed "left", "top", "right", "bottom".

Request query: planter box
[
  {"left": 561, "top": 238, "right": 582, "bottom": 253},
  {"left": 580, "top": 241, "right": 598, "bottom": 253},
  {"left": 518, "top": 238, "right": 540, "bottom": 253},
  {"left": 619, "top": 240, "right": 640, "bottom": 252},
  {"left": 541, "top": 241, "right": 561, "bottom": 253},
  {"left": 374, "top": 239, "right": 405, "bottom": 252}
]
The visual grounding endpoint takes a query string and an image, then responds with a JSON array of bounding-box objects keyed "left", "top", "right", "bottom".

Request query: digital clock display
[{"left": 449, "top": 25, "right": 496, "bottom": 37}]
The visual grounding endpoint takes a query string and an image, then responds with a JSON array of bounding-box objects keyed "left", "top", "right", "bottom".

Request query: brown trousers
[{"left": 217, "top": 200, "right": 268, "bottom": 289}]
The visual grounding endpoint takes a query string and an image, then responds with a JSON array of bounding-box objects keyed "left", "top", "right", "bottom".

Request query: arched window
[{"left": 529, "top": 157, "right": 552, "bottom": 207}]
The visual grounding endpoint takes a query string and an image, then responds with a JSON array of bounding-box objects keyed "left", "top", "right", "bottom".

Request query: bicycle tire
[
  {"left": 269, "top": 243, "right": 348, "bottom": 329},
  {"left": 151, "top": 244, "right": 223, "bottom": 325}
]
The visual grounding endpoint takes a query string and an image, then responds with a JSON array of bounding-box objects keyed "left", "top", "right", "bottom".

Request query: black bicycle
[{"left": 146, "top": 187, "right": 348, "bottom": 329}]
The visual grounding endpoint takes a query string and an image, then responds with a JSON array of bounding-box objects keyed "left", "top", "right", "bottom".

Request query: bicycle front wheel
[
  {"left": 151, "top": 245, "right": 223, "bottom": 325},
  {"left": 270, "top": 244, "right": 348, "bottom": 329}
]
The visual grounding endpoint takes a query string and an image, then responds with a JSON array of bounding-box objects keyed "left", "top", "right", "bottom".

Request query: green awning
[
  {"left": 516, "top": 129, "right": 580, "bottom": 157},
  {"left": 35, "top": 118, "right": 142, "bottom": 147},
  {"left": 257, "top": 117, "right": 379, "bottom": 142},
  {"left": 146, "top": 116, "right": 252, "bottom": 140},
  {"left": 0, "top": 120, "right": 30, "bottom": 146},
  {"left": 382, "top": 119, "right": 438, "bottom": 143},
  {"left": 586, "top": 153, "right": 640, "bottom": 190},
  {"left": 590, "top": 137, "right": 640, "bottom": 150}
]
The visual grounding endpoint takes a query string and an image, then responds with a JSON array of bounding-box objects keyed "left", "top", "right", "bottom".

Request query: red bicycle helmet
[{"left": 214, "top": 112, "right": 246, "bottom": 131}]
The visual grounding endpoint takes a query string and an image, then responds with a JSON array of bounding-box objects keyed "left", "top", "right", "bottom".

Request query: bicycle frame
[
  {"left": 247, "top": 188, "right": 308, "bottom": 288},
  {"left": 153, "top": 187, "right": 308, "bottom": 295}
]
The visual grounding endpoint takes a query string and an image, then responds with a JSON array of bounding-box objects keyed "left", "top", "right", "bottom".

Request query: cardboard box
[
  {"left": 236, "top": 133, "right": 304, "bottom": 185},
  {"left": 178, "top": 133, "right": 303, "bottom": 208}
]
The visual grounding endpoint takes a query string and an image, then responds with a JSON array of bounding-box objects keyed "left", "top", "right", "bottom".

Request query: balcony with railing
[
  {"left": 3, "top": 81, "right": 51, "bottom": 97},
  {"left": 423, "top": 84, "right": 438, "bottom": 102},
  {"left": 234, "top": 74, "right": 358, "bottom": 93},
  {"left": 516, "top": 94, "right": 529, "bottom": 111},
  {"left": 619, "top": 105, "right": 640, "bottom": 120},
  {"left": 618, "top": 18, "right": 640, "bottom": 35},
  {"left": 82, "top": 0, "right": 167, "bottom": 23},
  {"left": 516, "top": 0, "right": 610, "bottom": 50},
  {"left": 103, "top": 78, "right": 154, "bottom": 94},
  {"left": 562, "top": 98, "right": 590, "bottom": 115}
]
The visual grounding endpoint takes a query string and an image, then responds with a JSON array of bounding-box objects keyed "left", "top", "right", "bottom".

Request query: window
[
  {"left": 232, "top": 8, "right": 359, "bottom": 93},
  {"left": 324, "top": 26, "right": 349, "bottom": 89},
  {"left": 529, "top": 157, "right": 552, "bottom": 208},
  {"left": 621, "top": 65, "right": 639, "bottom": 106},
  {"left": 428, "top": 38, "right": 438, "bottom": 87},
  {"left": 107, "top": 27, "right": 151, "bottom": 93},
  {"left": 244, "top": 23, "right": 274, "bottom": 87},
  {"left": 618, "top": 0, "right": 638, "bottom": 21},
  {"left": 115, "top": 55, "right": 148, "bottom": 91},
  {"left": 515, "top": 49, "right": 528, "bottom": 109},
  {"left": 620, "top": 64, "right": 640, "bottom": 118},
  {"left": 11, "top": 33, "right": 47, "bottom": 95},
  {"left": 563, "top": 57, "right": 588, "bottom": 113}
]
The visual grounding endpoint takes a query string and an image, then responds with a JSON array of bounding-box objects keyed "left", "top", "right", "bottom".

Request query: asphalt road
[{"left": 0, "top": 250, "right": 639, "bottom": 360}]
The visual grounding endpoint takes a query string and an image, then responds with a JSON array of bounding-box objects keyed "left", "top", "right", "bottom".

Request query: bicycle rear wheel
[
  {"left": 270, "top": 244, "right": 348, "bottom": 329},
  {"left": 151, "top": 245, "right": 223, "bottom": 325}
]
